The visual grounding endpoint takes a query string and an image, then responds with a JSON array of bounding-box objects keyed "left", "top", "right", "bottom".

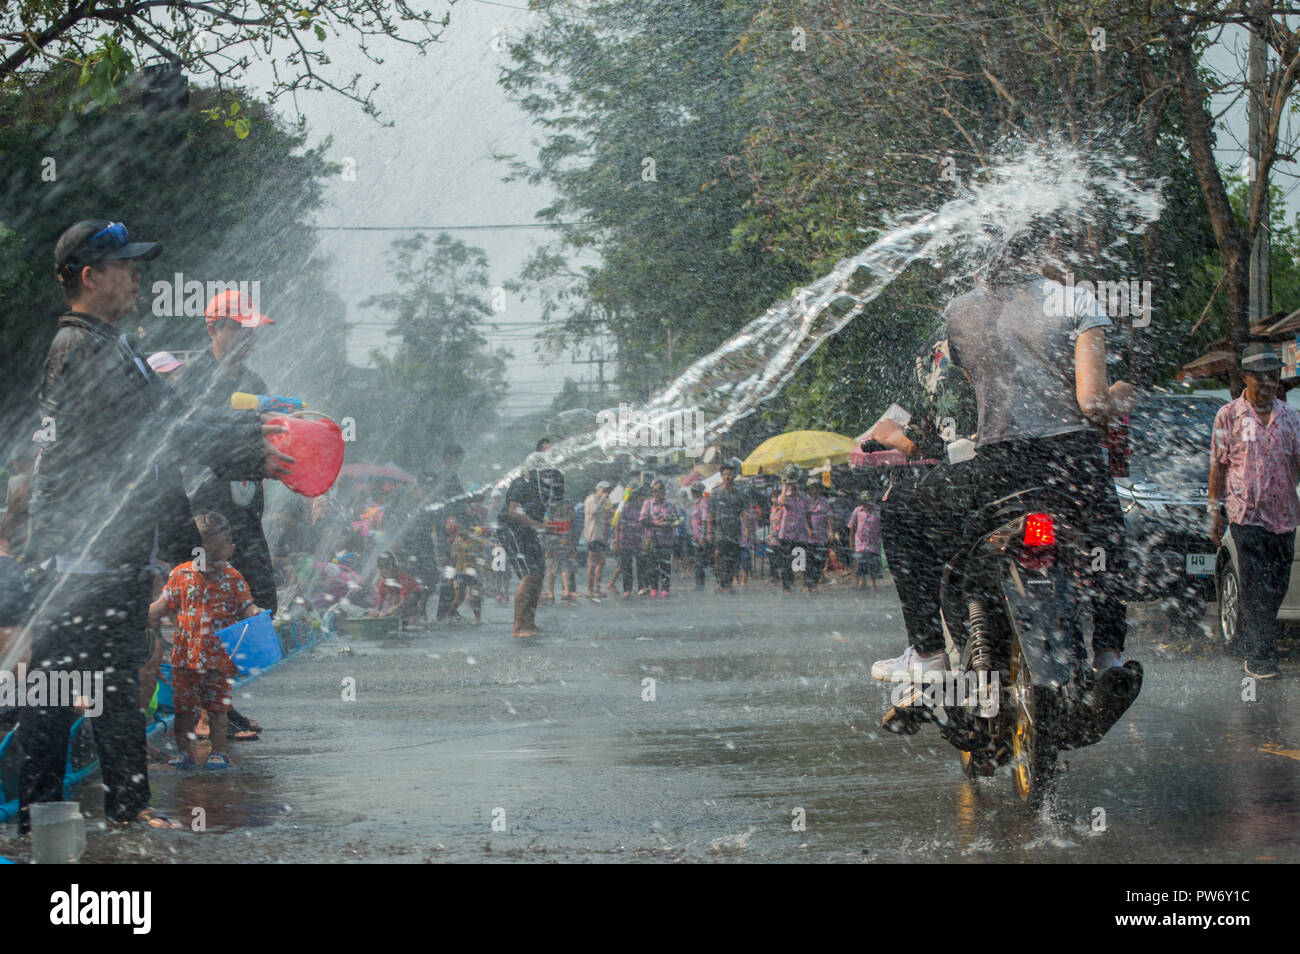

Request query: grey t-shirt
[{"left": 944, "top": 278, "right": 1111, "bottom": 447}]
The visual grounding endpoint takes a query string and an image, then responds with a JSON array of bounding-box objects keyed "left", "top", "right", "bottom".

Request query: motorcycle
[{"left": 882, "top": 484, "right": 1143, "bottom": 808}]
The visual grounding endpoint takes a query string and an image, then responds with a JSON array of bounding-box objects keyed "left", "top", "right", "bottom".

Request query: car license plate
[{"left": 1186, "top": 553, "right": 1215, "bottom": 576}]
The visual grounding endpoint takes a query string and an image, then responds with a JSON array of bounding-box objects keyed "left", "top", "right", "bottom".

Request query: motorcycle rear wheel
[{"left": 1009, "top": 636, "right": 1061, "bottom": 808}]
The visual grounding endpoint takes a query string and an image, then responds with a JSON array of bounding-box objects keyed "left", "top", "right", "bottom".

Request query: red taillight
[{"left": 1023, "top": 513, "right": 1055, "bottom": 547}]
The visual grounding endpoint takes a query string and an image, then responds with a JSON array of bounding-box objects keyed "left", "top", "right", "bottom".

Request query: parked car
[{"left": 1115, "top": 393, "right": 1226, "bottom": 634}]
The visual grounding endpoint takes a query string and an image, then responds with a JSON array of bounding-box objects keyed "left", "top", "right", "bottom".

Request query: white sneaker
[{"left": 871, "top": 645, "right": 949, "bottom": 683}]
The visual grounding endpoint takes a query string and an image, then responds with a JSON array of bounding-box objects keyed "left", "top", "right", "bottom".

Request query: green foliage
[
  {"left": 76, "top": 35, "right": 134, "bottom": 109},
  {"left": 1, "top": 0, "right": 455, "bottom": 119},
  {"left": 499, "top": 0, "right": 809, "bottom": 400},
  {"left": 361, "top": 233, "right": 511, "bottom": 472},
  {"left": 200, "top": 100, "right": 251, "bottom": 139}
]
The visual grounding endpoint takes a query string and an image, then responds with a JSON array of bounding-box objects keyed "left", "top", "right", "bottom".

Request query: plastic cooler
[{"left": 215, "top": 611, "right": 282, "bottom": 674}]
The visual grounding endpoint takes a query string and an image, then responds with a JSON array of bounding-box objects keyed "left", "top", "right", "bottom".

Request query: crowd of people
[{"left": 296, "top": 449, "right": 887, "bottom": 641}]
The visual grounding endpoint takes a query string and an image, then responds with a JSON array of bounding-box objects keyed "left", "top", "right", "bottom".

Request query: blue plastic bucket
[
  {"left": 215, "top": 611, "right": 282, "bottom": 674},
  {"left": 156, "top": 663, "right": 174, "bottom": 712}
]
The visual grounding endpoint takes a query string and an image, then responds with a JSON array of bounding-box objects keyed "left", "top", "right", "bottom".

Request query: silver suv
[{"left": 1115, "top": 393, "right": 1225, "bottom": 635}]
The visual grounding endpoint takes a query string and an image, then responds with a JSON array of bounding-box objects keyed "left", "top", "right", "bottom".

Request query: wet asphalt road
[{"left": 4, "top": 573, "right": 1299, "bottom": 863}]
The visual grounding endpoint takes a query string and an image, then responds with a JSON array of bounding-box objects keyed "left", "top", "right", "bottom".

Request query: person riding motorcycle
[{"left": 872, "top": 231, "right": 1137, "bottom": 694}]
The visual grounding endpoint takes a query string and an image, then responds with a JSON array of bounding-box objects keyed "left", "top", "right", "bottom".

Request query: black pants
[
  {"left": 497, "top": 522, "right": 544, "bottom": 581},
  {"left": 806, "top": 543, "right": 828, "bottom": 590},
  {"left": 715, "top": 540, "right": 740, "bottom": 588},
  {"left": 17, "top": 570, "right": 151, "bottom": 832},
  {"left": 1233, "top": 523, "right": 1294, "bottom": 668},
  {"left": 693, "top": 540, "right": 712, "bottom": 587},
  {"left": 882, "top": 430, "right": 1128, "bottom": 656},
  {"left": 619, "top": 550, "right": 646, "bottom": 593},
  {"left": 777, "top": 539, "right": 804, "bottom": 592},
  {"left": 648, "top": 545, "right": 673, "bottom": 592}
]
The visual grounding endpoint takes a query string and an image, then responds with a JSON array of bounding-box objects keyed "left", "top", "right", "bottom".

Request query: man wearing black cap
[
  {"left": 1209, "top": 342, "right": 1300, "bottom": 679},
  {"left": 16, "top": 220, "right": 287, "bottom": 831}
]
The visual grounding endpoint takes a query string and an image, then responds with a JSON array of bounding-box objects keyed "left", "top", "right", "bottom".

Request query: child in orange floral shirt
[{"left": 148, "top": 512, "right": 261, "bottom": 769}]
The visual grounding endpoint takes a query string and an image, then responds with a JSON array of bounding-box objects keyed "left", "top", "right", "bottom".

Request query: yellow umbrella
[{"left": 741, "top": 430, "right": 859, "bottom": 476}]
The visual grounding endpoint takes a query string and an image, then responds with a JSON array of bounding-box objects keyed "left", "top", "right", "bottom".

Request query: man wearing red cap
[
  {"left": 167, "top": 290, "right": 283, "bottom": 742},
  {"left": 172, "top": 290, "right": 280, "bottom": 614}
]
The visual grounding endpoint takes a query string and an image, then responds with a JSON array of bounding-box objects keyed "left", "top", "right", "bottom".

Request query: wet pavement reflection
[{"left": 3, "top": 579, "right": 1297, "bottom": 863}]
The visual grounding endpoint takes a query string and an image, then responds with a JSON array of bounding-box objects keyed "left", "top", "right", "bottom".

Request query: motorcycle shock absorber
[{"left": 967, "top": 597, "right": 994, "bottom": 674}]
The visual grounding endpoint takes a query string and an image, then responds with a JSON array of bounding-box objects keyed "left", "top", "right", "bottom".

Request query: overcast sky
[{"left": 242, "top": 6, "right": 1300, "bottom": 420}]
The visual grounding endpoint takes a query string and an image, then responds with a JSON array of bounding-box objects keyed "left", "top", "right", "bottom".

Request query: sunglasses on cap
[{"left": 87, "top": 221, "right": 129, "bottom": 250}]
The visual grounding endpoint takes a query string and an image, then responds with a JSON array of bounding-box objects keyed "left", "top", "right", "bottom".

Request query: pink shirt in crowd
[
  {"left": 847, "top": 505, "right": 881, "bottom": 554},
  {"left": 778, "top": 490, "right": 808, "bottom": 542},
  {"left": 690, "top": 498, "right": 709, "bottom": 543},
  {"left": 1211, "top": 396, "right": 1300, "bottom": 534},
  {"left": 639, "top": 498, "right": 676, "bottom": 546},
  {"left": 806, "top": 496, "right": 830, "bottom": 544}
]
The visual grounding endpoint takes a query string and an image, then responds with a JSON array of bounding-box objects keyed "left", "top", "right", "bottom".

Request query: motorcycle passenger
[
  {"left": 869, "top": 348, "right": 977, "bottom": 683},
  {"left": 945, "top": 238, "right": 1136, "bottom": 672}
]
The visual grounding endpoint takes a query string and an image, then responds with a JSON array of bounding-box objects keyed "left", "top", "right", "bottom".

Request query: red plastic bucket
[{"left": 268, "top": 412, "right": 344, "bottom": 498}]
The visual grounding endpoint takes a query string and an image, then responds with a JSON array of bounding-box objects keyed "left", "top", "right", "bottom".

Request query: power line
[{"left": 313, "top": 222, "right": 596, "bottom": 232}]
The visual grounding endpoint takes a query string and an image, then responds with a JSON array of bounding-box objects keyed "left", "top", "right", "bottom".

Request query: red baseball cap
[{"left": 204, "top": 289, "right": 274, "bottom": 327}]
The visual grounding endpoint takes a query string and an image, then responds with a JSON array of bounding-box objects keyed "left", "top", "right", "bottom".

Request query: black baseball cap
[{"left": 55, "top": 219, "right": 161, "bottom": 269}]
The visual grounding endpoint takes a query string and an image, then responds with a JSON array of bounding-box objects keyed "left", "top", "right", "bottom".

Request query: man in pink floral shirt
[{"left": 1209, "top": 343, "right": 1300, "bottom": 678}]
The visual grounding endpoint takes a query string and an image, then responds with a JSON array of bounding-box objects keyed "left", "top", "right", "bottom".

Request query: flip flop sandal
[
  {"left": 205, "top": 753, "right": 231, "bottom": 770},
  {"left": 227, "top": 727, "right": 260, "bottom": 741},
  {"left": 167, "top": 753, "right": 197, "bottom": 769},
  {"left": 131, "top": 808, "right": 182, "bottom": 830}
]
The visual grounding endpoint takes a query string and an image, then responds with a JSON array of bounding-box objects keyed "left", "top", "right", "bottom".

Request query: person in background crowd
[
  {"left": 848, "top": 491, "right": 883, "bottom": 590},
  {"left": 740, "top": 493, "right": 762, "bottom": 587},
  {"left": 543, "top": 492, "right": 578, "bottom": 603},
  {"left": 582, "top": 481, "right": 614, "bottom": 599},
  {"left": 372, "top": 550, "right": 423, "bottom": 621},
  {"left": 486, "top": 488, "right": 509, "bottom": 603},
  {"left": 446, "top": 520, "right": 487, "bottom": 624},
  {"left": 497, "top": 451, "right": 557, "bottom": 637},
  {"left": 776, "top": 467, "right": 808, "bottom": 595},
  {"left": 672, "top": 489, "right": 690, "bottom": 581},
  {"left": 804, "top": 478, "right": 831, "bottom": 594},
  {"left": 640, "top": 479, "right": 677, "bottom": 598},
  {"left": 767, "top": 486, "right": 783, "bottom": 585},
  {"left": 707, "top": 459, "right": 750, "bottom": 593},
  {"left": 830, "top": 488, "right": 855, "bottom": 579},
  {"left": 426, "top": 443, "right": 468, "bottom": 623},
  {"left": 1209, "top": 343, "right": 1300, "bottom": 679},
  {"left": 615, "top": 483, "right": 647, "bottom": 598},
  {"left": 689, "top": 484, "right": 710, "bottom": 589}
]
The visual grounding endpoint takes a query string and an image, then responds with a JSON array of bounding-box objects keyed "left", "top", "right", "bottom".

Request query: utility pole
[
  {"left": 1248, "top": 7, "right": 1271, "bottom": 325},
  {"left": 572, "top": 340, "right": 612, "bottom": 404}
]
